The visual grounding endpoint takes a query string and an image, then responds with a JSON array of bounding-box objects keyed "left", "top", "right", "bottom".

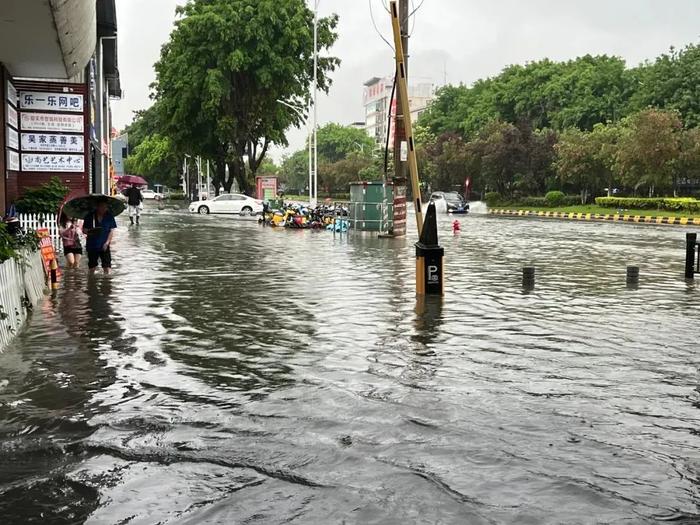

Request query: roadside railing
[
  {"left": 18, "top": 213, "right": 61, "bottom": 251},
  {"left": 0, "top": 250, "right": 46, "bottom": 352},
  {"left": 347, "top": 201, "right": 393, "bottom": 234}
]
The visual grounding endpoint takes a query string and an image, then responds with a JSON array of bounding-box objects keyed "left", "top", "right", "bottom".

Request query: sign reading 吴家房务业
[
  {"left": 6, "top": 127, "right": 19, "bottom": 150},
  {"left": 6, "top": 81, "right": 17, "bottom": 106},
  {"left": 19, "top": 91, "right": 84, "bottom": 113},
  {"left": 6, "top": 104, "right": 18, "bottom": 128},
  {"left": 7, "top": 150, "right": 20, "bottom": 171},
  {"left": 21, "top": 133, "right": 84, "bottom": 153},
  {"left": 21, "top": 153, "right": 84, "bottom": 173},
  {"left": 20, "top": 112, "right": 83, "bottom": 133}
]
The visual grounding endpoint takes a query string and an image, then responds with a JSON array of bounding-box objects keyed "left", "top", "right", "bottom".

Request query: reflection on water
[{"left": 1, "top": 211, "right": 699, "bottom": 524}]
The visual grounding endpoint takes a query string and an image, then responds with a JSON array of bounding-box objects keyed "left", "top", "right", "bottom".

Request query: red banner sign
[{"left": 36, "top": 228, "right": 58, "bottom": 277}]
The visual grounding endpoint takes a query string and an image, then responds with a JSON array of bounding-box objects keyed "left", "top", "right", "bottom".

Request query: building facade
[
  {"left": 363, "top": 76, "right": 434, "bottom": 150},
  {"left": 0, "top": 0, "right": 121, "bottom": 213}
]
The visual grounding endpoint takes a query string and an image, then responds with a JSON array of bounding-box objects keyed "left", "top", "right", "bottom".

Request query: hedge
[
  {"left": 595, "top": 197, "right": 700, "bottom": 212},
  {"left": 485, "top": 192, "right": 580, "bottom": 208}
]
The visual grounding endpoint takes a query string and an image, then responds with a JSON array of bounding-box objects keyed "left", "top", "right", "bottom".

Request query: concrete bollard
[
  {"left": 626, "top": 266, "right": 639, "bottom": 285},
  {"left": 522, "top": 266, "right": 535, "bottom": 288}
]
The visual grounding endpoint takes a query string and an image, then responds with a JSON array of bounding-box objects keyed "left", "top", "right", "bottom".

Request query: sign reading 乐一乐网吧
[
  {"left": 20, "top": 112, "right": 84, "bottom": 133},
  {"left": 21, "top": 132, "right": 84, "bottom": 153},
  {"left": 19, "top": 91, "right": 84, "bottom": 113},
  {"left": 21, "top": 153, "right": 84, "bottom": 172}
]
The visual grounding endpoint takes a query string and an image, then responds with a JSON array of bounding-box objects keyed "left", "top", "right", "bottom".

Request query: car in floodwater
[
  {"left": 189, "top": 193, "right": 264, "bottom": 216},
  {"left": 430, "top": 191, "right": 470, "bottom": 214},
  {"left": 142, "top": 189, "right": 164, "bottom": 200}
]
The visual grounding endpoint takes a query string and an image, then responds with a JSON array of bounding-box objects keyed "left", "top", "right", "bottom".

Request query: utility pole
[{"left": 391, "top": 0, "right": 410, "bottom": 237}]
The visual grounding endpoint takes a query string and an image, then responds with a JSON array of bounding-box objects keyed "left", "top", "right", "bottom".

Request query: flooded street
[{"left": 1, "top": 210, "right": 699, "bottom": 524}]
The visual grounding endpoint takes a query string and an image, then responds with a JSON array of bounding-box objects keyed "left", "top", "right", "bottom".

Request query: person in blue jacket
[{"left": 82, "top": 198, "right": 117, "bottom": 275}]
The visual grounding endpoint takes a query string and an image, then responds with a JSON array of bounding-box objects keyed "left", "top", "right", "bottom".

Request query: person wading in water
[
  {"left": 125, "top": 184, "right": 144, "bottom": 225},
  {"left": 83, "top": 198, "right": 117, "bottom": 275},
  {"left": 59, "top": 213, "right": 83, "bottom": 269}
]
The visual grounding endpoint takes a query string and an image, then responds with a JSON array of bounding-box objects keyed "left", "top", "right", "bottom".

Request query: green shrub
[
  {"left": 0, "top": 223, "right": 16, "bottom": 263},
  {"left": 0, "top": 224, "right": 38, "bottom": 263},
  {"left": 484, "top": 192, "right": 502, "bottom": 206},
  {"left": 167, "top": 191, "right": 187, "bottom": 201},
  {"left": 545, "top": 190, "right": 566, "bottom": 206},
  {"left": 595, "top": 197, "right": 700, "bottom": 212},
  {"left": 15, "top": 177, "right": 69, "bottom": 214}
]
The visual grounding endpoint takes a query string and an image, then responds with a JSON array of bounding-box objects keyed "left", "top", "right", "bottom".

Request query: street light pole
[
  {"left": 206, "top": 160, "right": 211, "bottom": 198},
  {"left": 183, "top": 156, "right": 188, "bottom": 197}
]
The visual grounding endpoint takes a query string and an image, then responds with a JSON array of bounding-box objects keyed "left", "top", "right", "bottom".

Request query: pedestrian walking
[
  {"left": 83, "top": 198, "right": 117, "bottom": 275},
  {"left": 125, "top": 184, "right": 144, "bottom": 225},
  {"left": 59, "top": 213, "right": 83, "bottom": 269}
]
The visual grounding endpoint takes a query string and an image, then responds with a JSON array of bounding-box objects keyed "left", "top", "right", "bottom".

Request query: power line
[{"left": 369, "top": 0, "right": 394, "bottom": 51}]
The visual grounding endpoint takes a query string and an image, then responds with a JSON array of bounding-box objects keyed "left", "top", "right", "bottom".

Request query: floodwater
[{"left": 1, "top": 208, "right": 699, "bottom": 524}]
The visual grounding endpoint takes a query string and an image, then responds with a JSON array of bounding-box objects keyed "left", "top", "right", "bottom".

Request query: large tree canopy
[{"left": 153, "top": 0, "right": 339, "bottom": 193}]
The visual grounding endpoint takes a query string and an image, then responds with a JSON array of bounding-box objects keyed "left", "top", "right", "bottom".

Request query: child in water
[{"left": 59, "top": 213, "right": 83, "bottom": 269}]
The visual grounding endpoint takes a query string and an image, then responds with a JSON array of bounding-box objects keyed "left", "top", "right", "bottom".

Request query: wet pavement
[{"left": 0, "top": 209, "right": 699, "bottom": 524}]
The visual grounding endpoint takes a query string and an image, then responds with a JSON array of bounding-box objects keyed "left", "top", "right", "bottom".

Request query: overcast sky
[{"left": 112, "top": 0, "right": 700, "bottom": 161}]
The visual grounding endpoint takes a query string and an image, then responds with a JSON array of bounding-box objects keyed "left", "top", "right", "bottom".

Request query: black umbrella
[{"left": 63, "top": 194, "right": 126, "bottom": 219}]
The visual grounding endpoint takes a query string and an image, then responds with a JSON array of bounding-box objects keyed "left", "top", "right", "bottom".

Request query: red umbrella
[{"left": 117, "top": 175, "right": 147, "bottom": 186}]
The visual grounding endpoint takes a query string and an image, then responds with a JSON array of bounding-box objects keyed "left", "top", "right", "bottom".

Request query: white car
[
  {"left": 142, "top": 189, "right": 164, "bottom": 200},
  {"left": 189, "top": 194, "right": 263, "bottom": 215}
]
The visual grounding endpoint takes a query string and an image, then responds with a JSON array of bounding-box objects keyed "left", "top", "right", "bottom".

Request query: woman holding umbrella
[{"left": 64, "top": 194, "right": 124, "bottom": 275}]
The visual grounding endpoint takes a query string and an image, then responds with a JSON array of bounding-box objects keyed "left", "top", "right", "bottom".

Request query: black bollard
[
  {"left": 415, "top": 202, "right": 444, "bottom": 296},
  {"left": 686, "top": 233, "right": 697, "bottom": 279},
  {"left": 522, "top": 266, "right": 535, "bottom": 288},
  {"left": 626, "top": 266, "right": 639, "bottom": 285}
]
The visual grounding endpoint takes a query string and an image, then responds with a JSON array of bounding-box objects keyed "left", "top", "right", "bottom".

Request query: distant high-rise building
[{"left": 363, "top": 76, "right": 434, "bottom": 150}]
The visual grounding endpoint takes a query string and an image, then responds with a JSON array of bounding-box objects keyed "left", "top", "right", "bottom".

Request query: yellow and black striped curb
[{"left": 489, "top": 209, "right": 700, "bottom": 226}]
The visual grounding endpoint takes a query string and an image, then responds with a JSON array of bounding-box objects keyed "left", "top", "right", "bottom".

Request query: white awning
[{"left": 0, "top": 0, "right": 96, "bottom": 79}]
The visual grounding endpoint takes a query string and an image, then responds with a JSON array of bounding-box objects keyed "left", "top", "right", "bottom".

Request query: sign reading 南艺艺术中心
[
  {"left": 19, "top": 91, "right": 84, "bottom": 113},
  {"left": 21, "top": 133, "right": 84, "bottom": 153},
  {"left": 7, "top": 150, "right": 20, "bottom": 171},
  {"left": 20, "top": 112, "right": 83, "bottom": 133},
  {"left": 21, "top": 153, "right": 84, "bottom": 173}
]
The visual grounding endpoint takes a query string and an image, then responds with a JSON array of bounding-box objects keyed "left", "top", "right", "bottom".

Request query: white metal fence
[
  {"left": 0, "top": 250, "right": 46, "bottom": 352},
  {"left": 18, "top": 213, "right": 62, "bottom": 251}
]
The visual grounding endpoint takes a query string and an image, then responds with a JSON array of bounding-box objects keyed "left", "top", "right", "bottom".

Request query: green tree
[
  {"left": 676, "top": 127, "right": 700, "bottom": 195},
  {"left": 630, "top": 44, "right": 700, "bottom": 128},
  {"left": 153, "top": 0, "right": 339, "bottom": 194},
  {"left": 318, "top": 153, "right": 371, "bottom": 194},
  {"left": 316, "top": 123, "right": 374, "bottom": 163},
  {"left": 280, "top": 150, "right": 309, "bottom": 193},
  {"left": 124, "top": 134, "right": 181, "bottom": 189},
  {"left": 471, "top": 120, "right": 527, "bottom": 196},
  {"left": 616, "top": 109, "right": 681, "bottom": 196}
]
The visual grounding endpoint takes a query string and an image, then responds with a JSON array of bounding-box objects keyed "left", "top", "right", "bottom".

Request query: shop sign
[
  {"left": 7, "top": 150, "right": 20, "bottom": 171},
  {"left": 6, "top": 81, "right": 17, "bottom": 106},
  {"left": 6, "top": 127, "right": 18, "bottom": 150},
  {"left": 20, "top": 112, "right": 84, "bottom": 133},
  {"left": 6, "top": 104, "right": 18, "bottom": 128},
  {"left": 21, "top": 153, "right": 84, "bottom": 172},
  {"left": 21, "top": 132, "right": 84, "bottom": 153},
  {"left": 19, "top": 91, "right": 83, "bottom": 112}
]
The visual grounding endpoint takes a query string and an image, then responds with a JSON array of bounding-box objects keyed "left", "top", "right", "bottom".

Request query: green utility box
[{"left": 349, "top": 182, "right": 394, "bottom": 231}]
